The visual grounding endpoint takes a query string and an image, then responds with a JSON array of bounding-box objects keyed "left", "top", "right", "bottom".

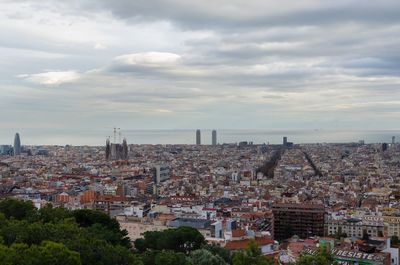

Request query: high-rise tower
[
  {"left": 283, "top": 136, "right": 288, "bottom": 147},
  {"left": 122, "top": 138, "right": 128, "bottom": 160},
  {"left": 13, "top": 133, "right": 21, "bottom": 156},
  {"left": 212, "top": 130, "right": 217, "bottom": 145},
  {"left": 105, "top": 138, "right": 111, "bottom": 160},
  {"left": 196, "top": 129, "right": 201, "bottom": 145}
]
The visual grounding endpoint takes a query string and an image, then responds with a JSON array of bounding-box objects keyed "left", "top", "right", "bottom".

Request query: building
[
  {"left": 154, "top": 164, "right": 171, "bottom": 184},
  {"left": 383, "top": 143, "right": 388, "bottom": 152},
  {"left": 105, "top": 138, "right": 110, "bottom": 160},
  {"left": 0, "top": 145, "right": 13, "bottom": 155},
  {"left": 303, "top": 246, "right": 391, "bottom": 265},
  {"left": 384, "top": 216, "right": 400, "bottom": 237},
  {"left": 272, "top": 203, "right": 325, "bottom": 241},
  {"left": 392, "top": 136, "right": 396, "bottom": 145},
  {"left": 212, "top": 130, "right": 217, "bottom": 145},
  {"left": 13, "top": 133, "right": 21, "bottom": 155},
  {"left": 106, "top": 138, "right": 129, "bottom": 160},
  {"left": 283, "top": 137, "right": 288, "bottom": 147},
  {"left": 117, "top": 215, "right": 170, "bottom": 241},
  {"left": 326, "top": 216, "right": 384, "bottom": 238},
  {"left": 168, "top": 218, "right": 211, "bottom": 230},
  {"left": 196, "top": 129, "right": 201, "bottom": 145},
  {"left": 225, "top": 236, "right": 275, "bottom": 255}
]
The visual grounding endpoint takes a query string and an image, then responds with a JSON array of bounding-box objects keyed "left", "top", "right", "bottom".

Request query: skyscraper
[
  {"left": 283, "top": 136, "right": 287, "bottom": 147},
  {"left": 212, "top": 130, "right": 217, "bottom": 145},
  {"left": 105, "top": 138, "right": 111, "bottom": 160},
  {"left": 13, "top": 133, "right": 21, "bottom": 156},
  {"left": 196, "top": 129, "right": 201, "bottom": 145},
  {"left": 122, "top": 138, "right": 128, "bottom": 160},
  {"left": 392, "top": 136, "right": 395, "bottom": 144}
]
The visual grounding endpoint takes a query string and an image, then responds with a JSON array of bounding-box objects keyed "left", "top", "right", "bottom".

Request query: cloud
[
  {"left": 94, "top": 43, "right": 107, "bottom": 50},
  {"left": 2, "top": 0, "right": 400, "bottom": 145},
  {"left": 114, "top": 52, "right": 182, "bottom": 66},
  {"left": 19, "top": 70, "right": 81, "bottom": 85}
]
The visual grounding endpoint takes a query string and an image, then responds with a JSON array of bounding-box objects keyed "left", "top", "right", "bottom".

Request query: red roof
[
  {"left": 225, "top": 237, "right": 274, "bottom": 251},
  {"left": 232, "top": 229, "right": 247, "bottom": 238}
]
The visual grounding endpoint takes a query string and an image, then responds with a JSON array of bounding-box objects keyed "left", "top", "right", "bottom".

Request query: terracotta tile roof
[
  {"left": 225, "top": 237, "right": 274, "bottom": 251},
  {"left": 232, "top": 229, "right": 247, "bottom": 237}
]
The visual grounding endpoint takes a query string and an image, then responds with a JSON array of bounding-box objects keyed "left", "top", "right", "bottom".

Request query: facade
[
  {"left": 303, "top": 247, "right": 390, "bottom": 265},
  {"left": 212, "top": 130, "right": 217, "bottom": 145},
  {"left": 105, "top": 138, "right": 110, "bottom": 160},
  {"left": 106, "top": 138, "right": 128, "bottom": 160},
  {"left": 154, "top": 164, "right": 171, "bottom": 184},
  {"left": 196, "top": 129, "right": 201, "bottom": 145},
  {"left": 168, "top": 218, "right": 211, "bottom": 229},
  {"left": 384, "top": 216, "right": 400, "bottom": 237},
  {"left": 117, "top": 216, "right": 169, "bottom": 241},
  {"left": 0, "top": 145, "right": 13, "bottom": 155},
  {"left": 13, "top": 133, "right": 21, "bottom": 155},
  {"left": 272, "top": 203, "right": 325, "bottom": 240},
  {"left": 283, "top": 136, "right": 288, "bottom": 146},
  {"left": 326, "top": 217, "right": 385, "bottom": 238}
]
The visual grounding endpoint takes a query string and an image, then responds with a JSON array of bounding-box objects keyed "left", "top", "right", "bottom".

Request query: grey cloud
[
  {"left": 72, "top": 0, "right": 400, "bottom": 30},
  {"left": 2, "top": 0, "right": 400, "bottom": 145}
]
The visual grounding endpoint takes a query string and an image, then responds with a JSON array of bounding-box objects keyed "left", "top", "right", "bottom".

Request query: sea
[{"left": 2, "top": 129, "right": 400, "bottom": 146}]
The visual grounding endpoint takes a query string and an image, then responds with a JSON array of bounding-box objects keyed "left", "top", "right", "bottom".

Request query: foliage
[
  {"left": 0, "top": 241, "right": 81, "bottom": 265},
  {"left": 203, "top": 243, "right": 232, "bottom": 264},
  {"left": 232, "top": 239, "right": 274, "bottom": 265},
  {"left": 134, "top": 226, "right": 206, "bottom": 253},
  {"left": 296, "top": 246, "right": 337, "bottom": 265},
  {"left": 0, "top": 198, "right": 140, "bottom": 265},
  {"left": 0, "top": 198, "right": 277, "bottom": 265},
  {"left": 0, "top": 199, "right": 36, "bottom": 220},
  {"left": 188, "top": 249, "right": 228, "bottom": 265}
]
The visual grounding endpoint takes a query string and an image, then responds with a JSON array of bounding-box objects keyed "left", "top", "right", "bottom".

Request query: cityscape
[
  {"left": 1, "top": 0, "right": 400, "bottom": 265},
  {"left": 1, "top": 130, "right": 400, "bottom": 264}
]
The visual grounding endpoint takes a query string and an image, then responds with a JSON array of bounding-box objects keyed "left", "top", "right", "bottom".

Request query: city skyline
[
  {"left": 2, "top": 2, "right": 400, "bottom": 264},
  {"left": 1, "top": 0, "right": 400, "bottom": 145},
  {"left": 2, "top": 129, "right": 400, "bottom": 146}
]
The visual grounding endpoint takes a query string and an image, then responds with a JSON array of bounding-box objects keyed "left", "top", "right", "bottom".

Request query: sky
[{"left": 1, "top": 0, "right": 400, "bottom": 145}]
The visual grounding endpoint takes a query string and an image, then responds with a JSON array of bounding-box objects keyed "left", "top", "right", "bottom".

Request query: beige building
[
  {"left": 117, "top": 215, "right": 170, "bottom": 241},
  {"left": 384, "top": 216, "right": 400, "bottom": 237}
]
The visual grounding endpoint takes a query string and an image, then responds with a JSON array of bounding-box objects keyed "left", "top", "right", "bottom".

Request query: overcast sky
[{"left": 1, "top": 0, "right": 400, "bottom": 144}]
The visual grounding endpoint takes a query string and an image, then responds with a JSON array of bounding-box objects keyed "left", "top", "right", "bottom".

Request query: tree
[
  {"left": 0, "top": 241, "right": 81, "bottom": 265},
  {"left": 0, "top": 199, "right": 36, "bottom": 220},
  {"left": 154, "top": 250, "right": 188, "bottom": 265},
  {"left": 188, "top": 249, "right": 227, "bottom": 265},
  {"left": 73, "top": 209, "right": 121, "bottom": 232},
  {"left": 296, "top": 246, "right": 336, "bottom": 265},
  {"left": 134, "top": 226, "right": 205, "bottom": 253},
  {"left": 0, "top": 198, "right": 141, "bottom": 265},
  {"left": 203, "top": 243, "right": 231, "bottom": 264},
  {"left": 38, "top": 204, "right": 72, "bottom": 223},
  {"left": 232, "top": 239, "right": 274, "bottom": 265}
]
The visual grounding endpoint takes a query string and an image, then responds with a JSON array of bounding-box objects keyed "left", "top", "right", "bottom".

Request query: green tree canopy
[
  {"left": 296, "top": 246, "right": 336, "bottom": 265},
  {"left": 188, "top": 249, "right": 228, "bottom": 265},
  {"left": 0, "top": 199, "right": 141, "bottom": 265},
  {"left": 134, "top": 226, "right": 206, "bottom": 253},
  {"left": 0, "top": 241, "right": 81, "bottom": 265}
]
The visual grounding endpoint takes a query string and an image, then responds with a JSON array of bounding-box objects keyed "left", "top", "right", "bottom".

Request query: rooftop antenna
[{"left": 118, "top": 129, "right": 122, "bottom": 143}]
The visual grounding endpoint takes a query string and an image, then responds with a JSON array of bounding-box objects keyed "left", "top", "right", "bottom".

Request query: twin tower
[{"left": 196, "top": 129, "right": 217, "bottom": 145}]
